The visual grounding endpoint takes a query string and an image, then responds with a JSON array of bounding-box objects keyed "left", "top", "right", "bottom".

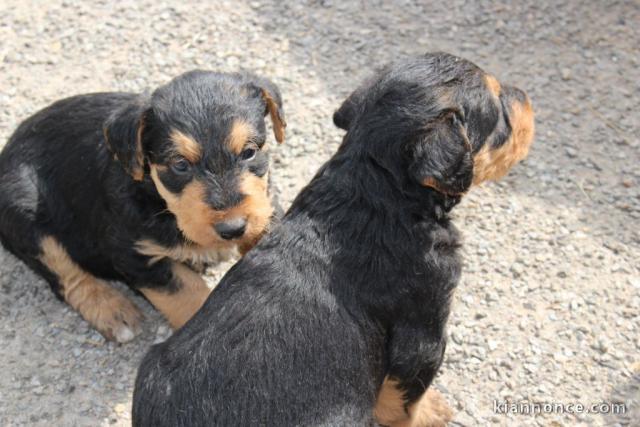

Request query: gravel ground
[{"left": 1, "top": 1, "right": 638, "bottom": 426}]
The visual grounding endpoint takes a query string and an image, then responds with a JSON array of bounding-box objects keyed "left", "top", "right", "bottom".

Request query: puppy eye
[
  {"left": 240, "top": 147, "right": 257, "bottom": 161},
  {"left": 170, "top": 158, "right": 191, "bottom": 174}
]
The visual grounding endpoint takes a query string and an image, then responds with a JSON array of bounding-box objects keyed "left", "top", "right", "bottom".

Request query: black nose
[{"left": 214, "top": 217, "right": 247, "bottom": 240}]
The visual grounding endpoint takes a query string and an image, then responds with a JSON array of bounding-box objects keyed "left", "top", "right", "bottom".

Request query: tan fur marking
[
  {"left": 404, "top": 389, "right": 453, "bottom": 427},
  {"left": 484, "top": 74, "right": 501, "bottom": 98},
  {"left": 375, "top": 377, "right": 409, "bottom": 426},
  {"left": 38, "top": 236, "right": 142, "bottom": 342},
  {"left": 374, "top": 378, "right": 453, "bottom": 427},
  {"left": 131, "top": 116, "right": 145, "bottom": 181},
  {"left": 234, "top": 172, "right": 274, "bottom": 254},
  {"left": 227, "top": 120, "right": 255, "bottom": 155},
  {"left": 170, "top": 129, "right": 202, "bottom": 163},
  {"left": 151, "top": 166, "right": 222, "bottom": 247},
  {"left": 139, "top": 262, "right": 212, "bottom": 329},
  {"left": 473, "top": 97, "right": 534, "bottom": 185},
  {"left": 150, "top": 166, "right": 273, "bottom": 251},
  {"left": 261, "top": 89, "right": 286, "bottom": 143},
  {"left": 135, "top": 239, "right": 236, "bottom": 266}
]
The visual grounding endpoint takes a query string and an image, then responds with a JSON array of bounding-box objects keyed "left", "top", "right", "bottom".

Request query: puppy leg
[
  {"left": 139, "top": 262, "right": 212, "bottom": 329},
  {"left": 39, "top": 236, "right": 143, "bottom": 342},
  {"left": 375, "top": 378, "right": 453, "bottom": 427},
  {"left": 374, "top": 377, "right": 409, "bottom": 426}
]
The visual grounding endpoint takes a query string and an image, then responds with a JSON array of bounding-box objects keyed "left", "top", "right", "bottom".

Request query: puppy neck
[
  {"left": 343, "top": 151, "right": 461, "bottom": 223},
  {"left": 289, "top": 155, "right": 459, "bottom": 241},
  {"left": 338, "top": 130, "right": 463, "bottom": 221}
]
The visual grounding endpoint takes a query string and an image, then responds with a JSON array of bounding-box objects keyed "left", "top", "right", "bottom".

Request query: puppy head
[
  {"left": 334, "top": 52, "right": 534, "bottom": 196},
  {"left": 104, "top": 71, "right": 286, "bottom": 248}
]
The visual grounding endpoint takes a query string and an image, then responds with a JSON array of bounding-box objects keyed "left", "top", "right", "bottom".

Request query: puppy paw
[
  {"left": 408, "top": 388, "right": 453, "bottom": 427},
  {"left": 70, "top": 279, "right": 144, "bottom": 343},
  {"left": 375, "top": 379, "right": 453, "bottom": 427},
  {"left": 39, "top": 235, "right": 144, "bottom": 343}
]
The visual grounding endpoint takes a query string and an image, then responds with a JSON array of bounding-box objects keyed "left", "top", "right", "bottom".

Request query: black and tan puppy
[
  {"left": 0, "top": 71, "right": 286, "bottom": 342},
  {"left": 133, "top": 52, "right": 534, "bottom": 426}
]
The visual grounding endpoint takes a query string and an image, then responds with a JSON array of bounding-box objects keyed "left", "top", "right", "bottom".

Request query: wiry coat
[
  {"left": 133, "top": 52, "right": 534, "bottom": 426},
  {"left": 0, "top": 71, "right": 286, "bottom": 341}
]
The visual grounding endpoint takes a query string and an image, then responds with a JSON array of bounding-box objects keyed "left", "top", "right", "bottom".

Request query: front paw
[
  {"left": 405, "top": 388, "right": 453, "bottom": 427},
  {"left": 375, "top": 378, "right": 453, "bottom": 427},
  {"left": 71, "top": 279, "right": 144, "bottom": 343}
]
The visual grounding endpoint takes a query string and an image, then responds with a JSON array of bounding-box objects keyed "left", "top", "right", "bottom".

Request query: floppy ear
[
  {"left": 409, "top": 112, "right": 474, "bottom": 196},
  {"left": 103, "top": 96, "right": 150, "bottom": 181},
  {"left": 333, "top": 71, "right": 384, "bottom": 130},
  {"left": 333, "top": 91, "right": 362, "bottom": 131},
  {"left": 333, "top": 80, "right": 372, "bottom": 131},
  {"left": 246, "top": 77, "right": 286, "bottom": 144}
]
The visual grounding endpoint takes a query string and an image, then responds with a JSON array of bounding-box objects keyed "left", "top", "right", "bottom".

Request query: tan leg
[
  {"left": 375, "top": 377, "right": 409, "bottom": 426},
  {"left": 375, "top": 377, "right": 453, "bottom": 427},
  {"left": 139, "top": 262, "right": 212, "bottom": 329},
  {"left": 39, "top": 236, "right": 143, "bottom": 343}
]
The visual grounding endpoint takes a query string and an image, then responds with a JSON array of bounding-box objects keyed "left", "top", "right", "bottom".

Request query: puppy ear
[
  {"left": 333, "top": 83, "right": 370, "bottom": 131},
  {"left": 261, "top": 88, "right": 286, "bottom": 144},
  {"left": 103, "top": 96, "right": 150, "bottom": 181},
  {"left": 333, "top": 71, "right": 383, "bottom": 130},
  {"left": 333, "top": 92, "right": 361, "bottom": 130},
  {"left": 246, "top": 77, "right": 286, "bottom": 144},
  {"left": 409, "top": 112, "right": 474, "bottom": 196}
]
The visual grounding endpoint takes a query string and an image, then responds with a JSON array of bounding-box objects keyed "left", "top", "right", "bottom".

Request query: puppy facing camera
[{"left": 0, "top": 70, "right": 286, "bottom": 341}]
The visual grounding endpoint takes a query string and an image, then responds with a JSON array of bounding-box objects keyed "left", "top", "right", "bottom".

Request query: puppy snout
[{"left": 214, "top": 217, "right": 247, "bottom": 240}]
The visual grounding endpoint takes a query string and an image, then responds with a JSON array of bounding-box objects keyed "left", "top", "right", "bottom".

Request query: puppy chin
[{"left": 179, "top": 227, "right": 219, "bottom": 248}]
